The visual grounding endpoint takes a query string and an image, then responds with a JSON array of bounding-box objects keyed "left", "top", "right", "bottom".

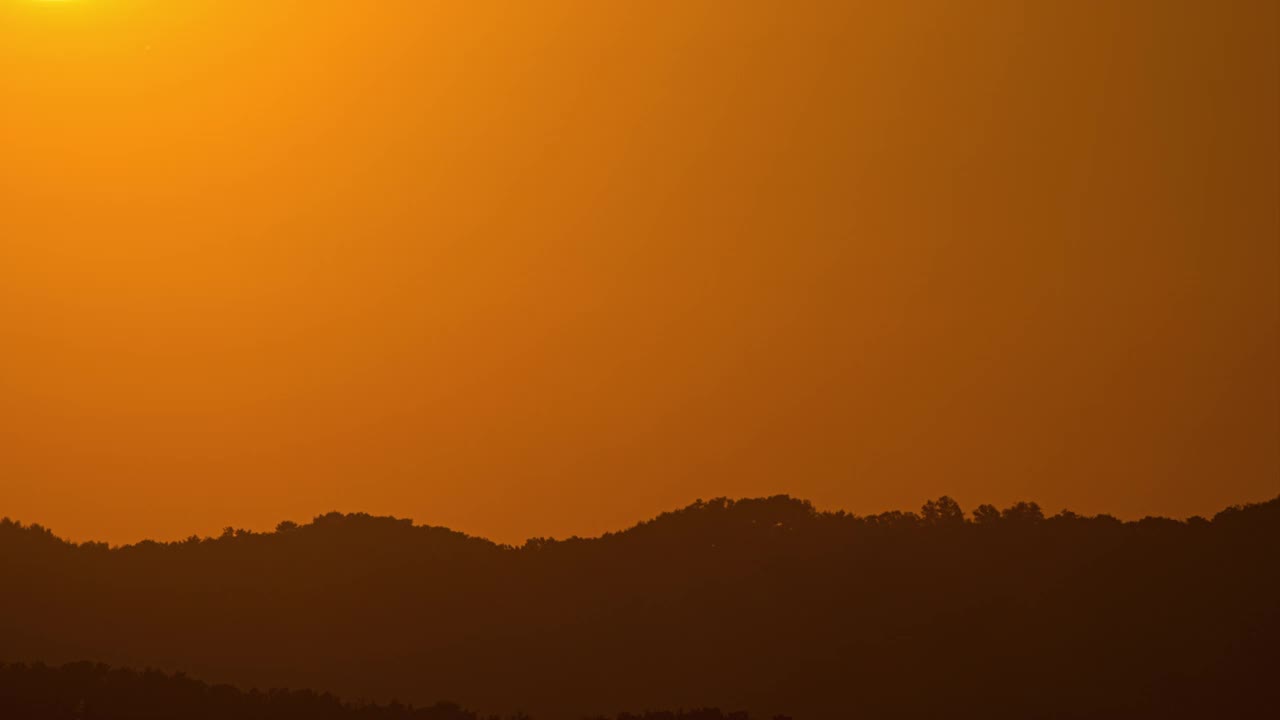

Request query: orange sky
[{"left": 2, "top": 0, "right": 1277, "bottom": 546}]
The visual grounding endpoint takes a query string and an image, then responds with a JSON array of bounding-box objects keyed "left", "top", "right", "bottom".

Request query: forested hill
[{"left": 2, "top": 496, "right": 1277, "bottom": 719}]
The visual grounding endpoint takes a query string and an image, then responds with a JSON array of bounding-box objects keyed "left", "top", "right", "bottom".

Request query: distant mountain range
[{"left": 2, "top": 495, "right": 1276, "bottom": 719}]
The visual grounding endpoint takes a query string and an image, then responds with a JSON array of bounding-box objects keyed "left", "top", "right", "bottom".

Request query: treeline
[
  {"left": 0, "top": 661, "right": 770, "bottom": 720},
  {"left": 1, "top": 496, "right": 1276, "bottom": 719}
]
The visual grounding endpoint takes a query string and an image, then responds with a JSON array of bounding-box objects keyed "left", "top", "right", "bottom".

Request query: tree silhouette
[{"left": 921, "top": 495, "right": 964, "bottom": 526}]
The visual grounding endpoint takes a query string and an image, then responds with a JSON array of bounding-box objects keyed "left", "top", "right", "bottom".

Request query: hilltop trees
[
  {"left": 920, "top": 495, "right": 964, "bottom": 526},
  {"left": 0, "top": 496, "right": 1276, "bottom": 719}
]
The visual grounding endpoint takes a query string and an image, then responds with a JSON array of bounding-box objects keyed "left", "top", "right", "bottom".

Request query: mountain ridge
[
  {"left": 6, "top": 493, "right": 1274, "bottom": 552},
  {"left": 2, "top": 495, "right": 1276, "bottom": 719}
]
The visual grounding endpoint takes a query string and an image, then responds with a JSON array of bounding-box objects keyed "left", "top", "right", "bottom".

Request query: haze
[{"left": 1, "top": 0, "right": 1276, "bottom": 546}]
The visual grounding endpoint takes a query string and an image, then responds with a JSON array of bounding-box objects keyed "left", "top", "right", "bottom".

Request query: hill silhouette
[
  {"left": 0, "top": 661, "right": 766, "bottom": 720},
  {"left": 1, "top": 496, "right": 1276, "bottom": 719}
]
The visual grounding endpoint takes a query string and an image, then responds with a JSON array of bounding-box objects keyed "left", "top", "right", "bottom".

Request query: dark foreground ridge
[
  {"left": 0, "top": 662, "right": 767, "bottom": 720},
  {"left": 2, "top": 496, "right": 1277, "bottom": 719}
]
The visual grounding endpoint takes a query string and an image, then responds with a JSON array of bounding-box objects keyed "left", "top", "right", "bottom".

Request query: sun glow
[{"left": 1, "top": 0, "right": 1277, "bottom": 551}]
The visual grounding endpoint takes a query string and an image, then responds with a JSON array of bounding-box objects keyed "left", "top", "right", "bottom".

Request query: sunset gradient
[{"left": 2, "top": 0, "right": 1277, "bottom": 546}]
